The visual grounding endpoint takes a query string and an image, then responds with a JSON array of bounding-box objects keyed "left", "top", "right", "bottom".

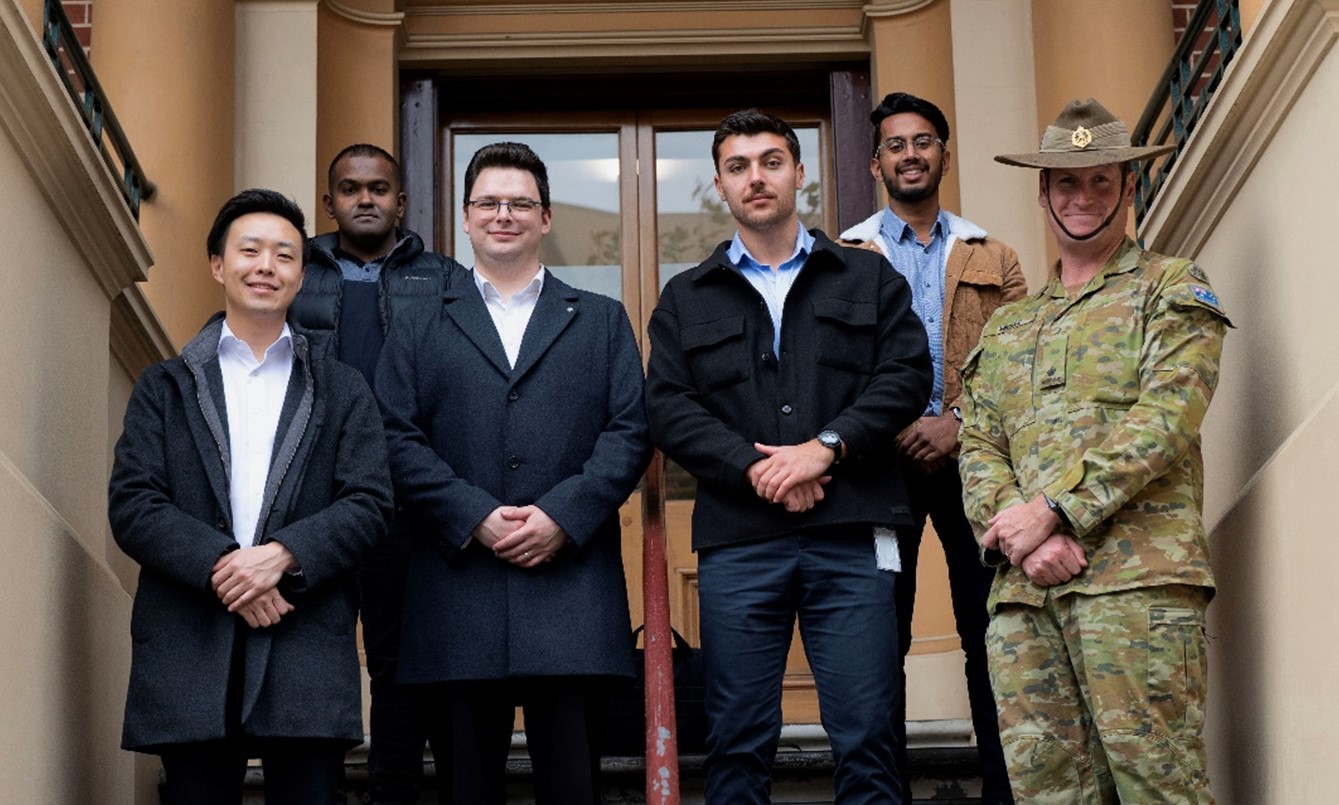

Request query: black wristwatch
[
  {"left": 1043, "top": 493, "right": 1071, "bottom": 531},
  {"left": 816, "top": 429, "right": 843, "bottom": 464}
]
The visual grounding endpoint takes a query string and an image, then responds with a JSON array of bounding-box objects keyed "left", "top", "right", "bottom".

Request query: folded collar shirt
[
  {"left": 217, "top": 321, "right": 294, "bottom": 547},
  {"left": 473, "top": 266, "right": 546, "bottom": 369}
]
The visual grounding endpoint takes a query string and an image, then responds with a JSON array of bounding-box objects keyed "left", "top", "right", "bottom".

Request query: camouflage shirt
[{"left": 959, "top": 237, "right": 1231, "bottom": 611}]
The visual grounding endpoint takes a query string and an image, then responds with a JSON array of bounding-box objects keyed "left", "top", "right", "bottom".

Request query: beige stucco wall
[
  {"left": 92, "top": 0, "right": 234, "bottom": 351},
  {"left": 1191, "top": 43, "right": 1339, "bottom": 805},
  {"left": 1139, "top": 0, "right": 1339, "bottom": 799},
  {"left": 0, "top": 1, "right": 153, "bottom": 800},
  {"left": 315, "top": 3, "right": 400, "bottom": 233}
]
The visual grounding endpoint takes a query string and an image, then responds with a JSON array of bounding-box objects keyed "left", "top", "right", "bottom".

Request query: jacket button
[
  {"left": 780, "top": 404, "right": 793, "bottom": 415},
  {"left": 507, "top": 389, "right": 520, "bottom": 401},
  {"left": 216, "top": 518, "right": 227, "bottom": 530},
  {"left": 761, "top": 352, "right": 772, "bottom": 363},
  {"left": 507, "top": 455, "right": 521, "bottom": 469}
]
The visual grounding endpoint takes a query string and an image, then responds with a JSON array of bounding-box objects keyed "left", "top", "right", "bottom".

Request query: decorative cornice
[
  {"left": 1141, "top": 0, "right": 1339, "bottom": 254},
  {"left": 862, "top": 0, "right": 937, "bottom": 19},
  {"left": 407, "top": 1, "right": 863, "bottom": 16},
  {"left": 400, "top": 25, "right": 867, "bottom": 63},
  {"left": 0, "top": 0, "right": 151, "bottom": 300},
  {"left": 323, "top": 0, "right": 404, "bottom": 26},
  {"left": 111, "top": 286, "right": 175, "bottom": 379}
]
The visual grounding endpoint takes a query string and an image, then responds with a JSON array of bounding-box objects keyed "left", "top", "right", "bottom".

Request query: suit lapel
[
  {"left": 442, "top": 275, "right": 513, "bottom": 378},
  {"left": 509, "top": 275, "right": 580, "bottom": 383}
]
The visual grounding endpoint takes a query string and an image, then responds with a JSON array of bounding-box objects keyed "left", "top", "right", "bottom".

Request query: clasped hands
[
  {"left": 211, "top": 542, "right": 298, "bottom": 629},
  {"left": 472, "top": 505, "right": 568, "bottom": 568},
  {"left": 981, "top": 494, "right": 1088, "bottom": 587},
  {"left": 896, "top": 412, "right": 960, "bottom": 474},
  {"left": 747, "top": 439, "right": 833, "bottom": 513}
]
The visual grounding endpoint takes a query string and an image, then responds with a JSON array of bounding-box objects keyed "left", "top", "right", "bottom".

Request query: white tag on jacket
[{"left": 874, "top": 527, "right": 901, "bottom": 572}]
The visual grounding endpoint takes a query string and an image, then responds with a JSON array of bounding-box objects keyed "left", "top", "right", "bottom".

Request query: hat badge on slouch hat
[{"left": 995, "top": 98, "right": 1175, "bottom": 169}]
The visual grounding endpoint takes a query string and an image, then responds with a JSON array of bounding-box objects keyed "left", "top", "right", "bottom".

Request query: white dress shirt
[
  {"left": 473, "top": 266, "right": 545, "bottom": 369},
  {"left": 218, "top": 322, "right": 294, "bottom": 547}
]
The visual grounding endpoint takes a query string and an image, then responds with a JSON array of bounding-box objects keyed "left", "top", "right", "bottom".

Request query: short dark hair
[
  {"left": 205, "top": 188, "right": 308, "bottom": 263},
  {"left": 870, "top": 92, "right": 951, "bottom": 154},
  {"left": 327, "top": 143, "right": 403, "bottom": 191},
  {"left": 463, "top": 142, "right": 551, "bottom": 209},
  {"left": 711, "top": 109, "right": 802, "bottom": 172}
]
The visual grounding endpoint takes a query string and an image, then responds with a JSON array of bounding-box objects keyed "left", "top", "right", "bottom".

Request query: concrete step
[{"left": 236, "top": 721, "right": 985, "bottom": 804}]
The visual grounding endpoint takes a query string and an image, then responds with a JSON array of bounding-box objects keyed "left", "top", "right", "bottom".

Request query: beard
[{"left": 881, "top": 158, "right": 943, "bottom": 204}]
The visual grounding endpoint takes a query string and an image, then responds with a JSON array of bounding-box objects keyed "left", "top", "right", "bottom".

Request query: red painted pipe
[{"left": 641, "top": 452, "right": 681, "bottom": 803}]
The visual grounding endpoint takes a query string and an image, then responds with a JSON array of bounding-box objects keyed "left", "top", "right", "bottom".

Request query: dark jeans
[
  {"left": 361, "top": 524, "right": 429, "bottom": 804},
  {"left": 420, "top": 678, "right": 606, "bottom": 805},
  {"left": 896, "top": 460, "right": 1013, "bottom": 804},
  {"left": 160, "top": 738, "right": 346, "bottom": 805},
  {"left": 697, "top": 528, "right": 902, "bottom": 805}
]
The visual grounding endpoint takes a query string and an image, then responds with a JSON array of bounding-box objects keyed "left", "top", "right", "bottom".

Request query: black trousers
[
  {"left": 160, "top": 739, "right": 346, "bottom": 805},
  {"left": 421, "top": 678, "right": 606, "bottom": 805},
  {"left": 361, "top": 523, "right": 429, "bottom": 804},
  {"left": 896, "top": 459, "right": 1014, "bottom": 805},
  {"left": 158, "top": 622, "right": 347, "bottom": 805}
]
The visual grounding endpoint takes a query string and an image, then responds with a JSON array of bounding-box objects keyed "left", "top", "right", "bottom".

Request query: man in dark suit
[
  {"left": 109, "top": 189, "right": 393, "bottom": 804},
  {"left": 645, "top": 109, "right": 932, "bottom": 804},
  {"left": 376, "top": 141, "right": 651, "bottom": 805}
]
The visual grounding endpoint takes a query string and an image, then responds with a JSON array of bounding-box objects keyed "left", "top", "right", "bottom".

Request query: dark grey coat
[
  {"left": 376, "top": 271, "right": 651, "bottom": 683},
  {"left": 109, "top": 316, "right": 393, "bottom": 751}
]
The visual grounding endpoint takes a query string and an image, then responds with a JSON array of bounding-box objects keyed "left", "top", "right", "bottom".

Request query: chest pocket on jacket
[
  {"left": 953, "top": 266, "right": 1004, "bottom": 336},
  {"left": 682, "top": 315, "right": 750, "bottom": 392},
  {"left": 813, "top": 298, "right": 876, "bottom": 373}
]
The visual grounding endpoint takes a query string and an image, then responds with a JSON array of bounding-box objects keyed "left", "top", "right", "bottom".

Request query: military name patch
[{"left": 1191, "top": 285, "right": 1221, "bottom": 310}]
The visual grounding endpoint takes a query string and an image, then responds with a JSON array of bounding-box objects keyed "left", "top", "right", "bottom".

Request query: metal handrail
[
  {"left": 41, "top": 0, "right": 154, "bottom": 219},
  {"left": 641, "top": 452, "right": 682, "bottom": 803},
  {"left": 1132, "top": 0, "right": 1241, "bottom": 225}
]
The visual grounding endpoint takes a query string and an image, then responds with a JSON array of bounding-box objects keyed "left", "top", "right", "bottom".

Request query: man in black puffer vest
[{"left": 291, "top": 144, "right": 461, "bottom": 805}]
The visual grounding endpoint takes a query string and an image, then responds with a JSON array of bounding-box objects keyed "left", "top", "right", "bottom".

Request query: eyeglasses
[
  {"left": 877, "top": 135, "right": 944, "bottom": 156},
  {"left": 465, "top": 198, "right": 543, "bottom": 215}
]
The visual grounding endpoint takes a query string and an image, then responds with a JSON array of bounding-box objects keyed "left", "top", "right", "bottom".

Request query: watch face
[{"left": 818, "top": 430, "right": 840, "bottom": 449}]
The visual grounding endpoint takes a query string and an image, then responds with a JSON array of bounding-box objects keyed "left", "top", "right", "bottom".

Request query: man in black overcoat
[
  {"left": 109, "top": 189, "right": 393, "bottom": 805},
  {"left": 375, "top": 142, "right": 651, "bottom": 805},
  {"left": 645, "top": 109, "right": 932, "bottom": 804}
]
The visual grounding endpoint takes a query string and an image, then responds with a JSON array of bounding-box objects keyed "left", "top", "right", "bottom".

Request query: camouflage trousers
[{"left": 986, "top": 585, "right": 1214, "bottom": 804}]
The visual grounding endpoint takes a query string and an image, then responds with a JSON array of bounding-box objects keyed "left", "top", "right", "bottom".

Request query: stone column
[{"left": 235, "top": 0, "right": 320, "bottom": 226}]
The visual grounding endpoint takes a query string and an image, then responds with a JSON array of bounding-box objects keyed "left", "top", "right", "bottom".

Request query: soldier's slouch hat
[{"left": 995, "top": 98, "right": 1175, "bottom": 169}]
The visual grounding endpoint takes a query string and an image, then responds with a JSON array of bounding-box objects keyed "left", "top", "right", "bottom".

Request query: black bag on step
[{"left": 600, "top": 625, "right": 708, "bottom": 757}]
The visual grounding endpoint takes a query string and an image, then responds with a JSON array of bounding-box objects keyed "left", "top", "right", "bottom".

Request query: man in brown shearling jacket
[{"left": 839, "top": 91, "right": 1026, "bottom": 805}]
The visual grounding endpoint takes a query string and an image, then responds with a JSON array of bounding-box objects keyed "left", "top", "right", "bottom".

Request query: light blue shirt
[
  {"left": 879, "top": 208, "right": 948, "bottom": 415},
  {"left": 726, "top": 224, "right": 815, "bottom": 359}
]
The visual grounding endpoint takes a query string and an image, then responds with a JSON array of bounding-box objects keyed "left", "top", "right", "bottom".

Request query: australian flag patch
[{"left": 1191, "top": 285, "right": 1221, "bottom": 310}]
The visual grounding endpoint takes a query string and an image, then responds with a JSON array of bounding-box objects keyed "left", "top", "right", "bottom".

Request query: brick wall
[
  {"left": 1170, "top": 0, "right": 1227, "bottom": 98},
  {"left": 61, "top": 0, "right": 92, "bottom": 54}
]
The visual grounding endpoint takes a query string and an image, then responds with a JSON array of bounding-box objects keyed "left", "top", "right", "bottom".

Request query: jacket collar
[
  {"left": 306, "top": 228, "right": 425, "bottom": 272},
  {"left": 838, "top": 208, "right": 988, "bottom": 244},
  {"left": 440, "top": 268, "right": 582, "bottom": 381},
  {"left": 690, "top": 228, "right": 846, "bottom": 285}
]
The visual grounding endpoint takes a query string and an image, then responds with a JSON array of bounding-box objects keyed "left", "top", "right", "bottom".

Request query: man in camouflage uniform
[{"left": 958, "top": 99, "right": 1231, "bottom": 804}]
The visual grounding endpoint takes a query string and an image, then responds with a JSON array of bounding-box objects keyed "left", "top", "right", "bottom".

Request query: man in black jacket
[
  {"left": 109, "top": 189, "right": 393, "bottom": 804},
  {"left": 646, "top": 110, "right": 932, "bottom": 804},
  {"left": 289, "top": 144, "right": 460, "bottom": 805}
]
